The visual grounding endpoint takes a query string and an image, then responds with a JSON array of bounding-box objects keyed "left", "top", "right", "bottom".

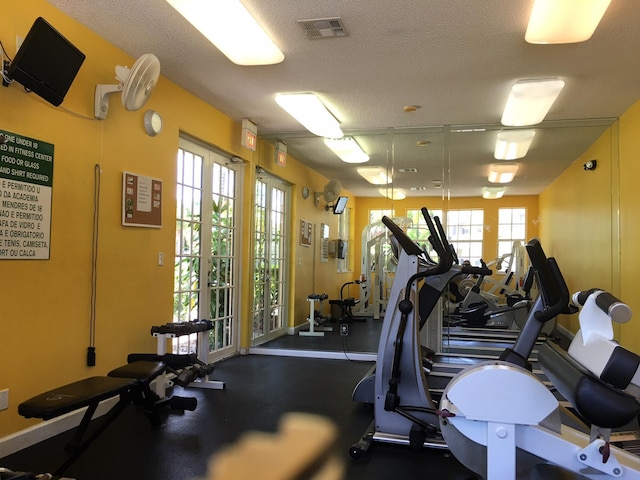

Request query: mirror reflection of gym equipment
[
  {"left": 446, "top": 240, "right": 533, "bottom": 330},
  {"left": 353, "top": 218, "right": 413, "bottom": 320}
]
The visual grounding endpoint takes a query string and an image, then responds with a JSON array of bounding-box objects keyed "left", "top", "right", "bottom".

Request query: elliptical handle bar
[
  {"left": 382, "top": 216, "right": 424, "bottom": 257},
  {"left": 420, "top": 208, "right": 445, "bottom": 254},
  {"left": 420, "top": 207, "right": 453, "bottom": 273},
  {"left": 461, "top": 265, "right": 493, "bottom": 277}
]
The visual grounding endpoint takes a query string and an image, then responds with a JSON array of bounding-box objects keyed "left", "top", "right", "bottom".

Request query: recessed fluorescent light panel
[
  {"left": 525, "top": 0, "right": 611, "bottom": 44},
  {"left": 324, "top": 137, "right": 369, "bottom": 163},
  {"left": 488, "top": 163, "right": 519, "bottom": 184},
  {"left": 482, "top": 186, "right": 506, "bottom": 199},
  {"left": 378, "top": 188, "right": 406, "bottom": 200},
  {"left": 494, "top": 130, "right": 536, "bottom": 160},
  {"left": 166, "top": 0, "right": 284, "bottom": 65},
  {"left": 501, "top": 79, "right": 565, "bottom": 126},
  {"left": 357, "top": 167, "right": 392, "bottom": 185},
  {"left": 275, "top": 93, "right": 343, "bottom": 138}
]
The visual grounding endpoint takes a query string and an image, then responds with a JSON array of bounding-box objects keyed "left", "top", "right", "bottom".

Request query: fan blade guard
[{"left": 121, "top": 53, "right": 161, "bottom": 111}]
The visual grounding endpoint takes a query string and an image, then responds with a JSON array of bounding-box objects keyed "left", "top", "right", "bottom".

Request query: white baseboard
[
  {"left": 248, "top": 347, "right": 375, "bottom": 362},
  {"left": 0, "top": 396, "right": 119, "bottom": 459},
  {"left": 287, "top": 324, "right": 305, "bottom": 335}
]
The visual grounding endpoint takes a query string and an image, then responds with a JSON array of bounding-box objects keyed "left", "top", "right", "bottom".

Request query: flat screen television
[
  {"left": 7, "top": 17, "right": 86, "bottom": 106},
  {"left": 333, "top": 196, "right": 348, "bottom": 214}
]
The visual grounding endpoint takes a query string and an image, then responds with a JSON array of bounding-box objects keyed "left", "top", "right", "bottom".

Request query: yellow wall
[
  {"left": 618, "top": 99, "right": 640, "bottom": 351},
  {"left": 539, "top": 99, "right": 640, "bottom": 351},
  {"left": 539, "top": 126, "right": 617, "bottom": 333}
]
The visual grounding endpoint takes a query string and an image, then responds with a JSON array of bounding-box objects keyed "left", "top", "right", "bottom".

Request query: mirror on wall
[{"left": 257, "top": 118, "right": 616, "bottom": 355}]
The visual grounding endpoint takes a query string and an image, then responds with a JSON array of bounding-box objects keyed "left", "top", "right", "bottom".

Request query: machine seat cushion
[
  {"left": 329, "top": 298, "right": 359, "bottom": 307},
  {"left": 18, "top": 376, "right": 136, "bottom": 420},
  {"left": 108, "top": 360, "right": 165, "bottom": 382},
  {"left": 539, "top": 341, "right": 640, "bottom": 428},
  {"left": 307, "top": 293, "right": 328, "bottom": 301}
]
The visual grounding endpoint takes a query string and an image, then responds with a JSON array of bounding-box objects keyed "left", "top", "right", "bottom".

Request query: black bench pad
[
  {"left": 108, "top": 360, "right": 165, "bottom": 381},
  {"left": 150, "top": 320, "right": 213, "bottom": 336},
  {"left": 18, "top": 376, "right": 136, "bottom": 420}
]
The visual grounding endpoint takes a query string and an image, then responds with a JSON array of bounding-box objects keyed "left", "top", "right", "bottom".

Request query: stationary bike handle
[
  {"left": 534, "top": 258, "right": 574, "bottom": 323},
  {"left": 461, "top": 265, "right": 492, "bottom": 277},
  {"left": 572, "top": 289, "right": 632, "bottom": 323}
]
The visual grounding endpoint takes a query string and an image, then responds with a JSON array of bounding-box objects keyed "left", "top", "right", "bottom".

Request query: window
[
  {"left": 498, "top": 208, "right": 526, "bottom": 259},
  {"left": 446, "top": 209, "right": 484, "bottom": 266},
  {"left": 369, "top": 209, "right": 394, "bottom": 224}
]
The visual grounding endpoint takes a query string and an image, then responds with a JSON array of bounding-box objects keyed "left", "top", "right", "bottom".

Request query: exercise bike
[{"left": 439, "top": 240, "right": 640, "bottom": 479}]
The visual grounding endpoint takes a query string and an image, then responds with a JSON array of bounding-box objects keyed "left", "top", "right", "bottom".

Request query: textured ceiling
[{"left": 47, "top": 0, "right": 640, "bottom": 197}]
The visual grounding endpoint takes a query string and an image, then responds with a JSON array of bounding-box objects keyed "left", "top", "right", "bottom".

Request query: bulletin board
[
  {"left": 300, "top": 219, "right": 312, "bottom": 246},
  {"left": 122, "top": 171, "right": 162, "bottom": 228}
]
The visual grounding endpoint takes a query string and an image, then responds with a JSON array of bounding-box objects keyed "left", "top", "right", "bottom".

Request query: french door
[
  {"left": 174, "top": 137, "right": 241, "bottom": 362},
  {"left": 252, "top": 170, "right": 290, "bottom": 345}
]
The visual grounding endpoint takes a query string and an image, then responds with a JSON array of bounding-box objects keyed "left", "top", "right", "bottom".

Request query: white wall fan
[
  {"left": 94, "top": 53, "right": 160, "bottom": 120},
  {"left": 315, "top": 179, "right": 342, "bottom": 208}
]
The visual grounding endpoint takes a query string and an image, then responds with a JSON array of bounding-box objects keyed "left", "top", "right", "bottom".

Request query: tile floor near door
[{"left": 0, "top": 354, "right": 477, "bottom": 480}]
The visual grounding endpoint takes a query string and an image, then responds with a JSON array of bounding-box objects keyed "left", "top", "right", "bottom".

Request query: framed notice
[
  {"left": 300, "top": 219, "right": 312, "bottom": 246},
  {"left": 0, "top": 129, "right": 54, "bottom": 260},
  {"left": 320, "top": 223, "right": 329, "bottom": 263},
  {"left": 122, "top": 172, "right": 162, "bottom": 228}
]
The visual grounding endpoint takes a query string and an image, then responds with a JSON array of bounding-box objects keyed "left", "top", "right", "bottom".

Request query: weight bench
[
  {"left": 17, "top": 359, "right": 197, "bottom": 478},
  {"left": 300, "top": 294, "right": 332, "bottom": 337},
  {"left": 150, "top": 320, "right": 224, "bottom": 393},
  {"left": 329, "top": 280, "right": 362, "bottom": 325}
]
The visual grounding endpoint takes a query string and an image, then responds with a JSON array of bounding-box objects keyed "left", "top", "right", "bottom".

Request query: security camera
[{"left": 583, "top": 160, "right": 597, "bottom": 171}]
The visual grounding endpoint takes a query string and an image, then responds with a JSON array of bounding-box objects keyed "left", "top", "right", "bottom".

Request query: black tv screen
[
  {"left": 7, "top": 17, "right": 86, "bottom": 106},
  {"left": 333, "top": 196, "right": 348, "bottom": 214}
]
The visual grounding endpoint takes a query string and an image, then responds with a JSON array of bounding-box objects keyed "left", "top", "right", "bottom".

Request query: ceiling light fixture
[
  {"left": 482, "top": 186, "right": 506, "bottom": 199},
  {"left": 357, "top": 167, "right": 392, "bottom": 185},
  {"left": 275, "top": 93, "right": 343, "bottom": 138},
  {"left": 324, "top": 137, "right": 369, "bottom": 163},
  {"left": 488, "top": 163, "right": 519, "bottom": 184},
  {"left": 378, "top": 188, "right": 406, "bottom": 200},
  {"left": 525, "top": 0, "right": 611, "bottom": 44},
  {"left": 494, "top": 130, "right": 536, "bottom": 160},
  {"left": 165, "top": 0, "right": 284, "bottom": 66},
  {"left": 501, "top": 79, "right": 565, "bottom": 126}
]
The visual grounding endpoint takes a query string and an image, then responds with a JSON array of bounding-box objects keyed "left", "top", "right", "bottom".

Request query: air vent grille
[
  {"left": 298, "top": 18, "right": 349, "bottom": 39},
  {"left": 398, "top": 168, "right": 418, "bottom": 173}
]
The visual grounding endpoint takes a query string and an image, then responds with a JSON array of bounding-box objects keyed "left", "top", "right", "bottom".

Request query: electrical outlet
[
  {"left": 340, "top": 323, "right": 349, "bottom": 336},
  {"left": 0, "top": 389, "right": 9, "bottom": 411}
]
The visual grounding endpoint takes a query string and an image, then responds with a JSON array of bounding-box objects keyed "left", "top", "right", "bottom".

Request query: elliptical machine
[{"left": 350, "top": 208, "right": 493, "bottom": 456}]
